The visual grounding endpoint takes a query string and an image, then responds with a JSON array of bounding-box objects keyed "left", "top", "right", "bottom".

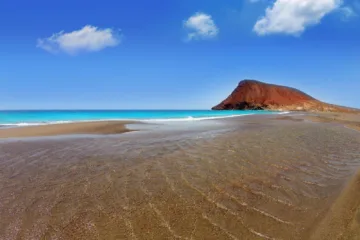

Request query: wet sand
[
  {"left": 0, "top": 121, "right": 133, "bottom": 138},
  {"left": 310, "top": 170, "right": 360, "bottom": 240},
  {"left": 1, "top": 114, "right": 360, "bottom": 239}
]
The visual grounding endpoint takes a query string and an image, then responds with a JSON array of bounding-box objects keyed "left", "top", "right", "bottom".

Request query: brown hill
[{"left": 212, "top": 80, "right": 358, "bottom": 112}]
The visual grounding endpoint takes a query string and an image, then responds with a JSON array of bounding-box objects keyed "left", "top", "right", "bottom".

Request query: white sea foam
[
  {"left": 0, "top": 115, "right": 248, "bottom": 127},
  {"left": 0, "top": 121, "right": 72, "bottom": 127},
  {"left": 0, "top": 111, "right": 289, "bottom": 127},
  {"left": 277, "top": 111, "right": 291, "bottom": 115},
  {"left": 141, "top": 114, "right": 254, "bottom": 122}
]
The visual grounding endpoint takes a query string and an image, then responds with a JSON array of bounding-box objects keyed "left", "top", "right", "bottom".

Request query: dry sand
[
  {"left": 0, "top": 114, "right": 360, "bottom": 239},
  {"left": 306, "top": 112, "right": 360, "bottom": 131},
  {"left": 0, "top": 121, "right": 133, "bottom": 138},
  {"left": 276, "top": 112, "right": 360, "bottom": 132}
]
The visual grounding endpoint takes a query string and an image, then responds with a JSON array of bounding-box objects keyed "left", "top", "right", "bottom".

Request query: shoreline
[
  {"left": 0, "top": 113, "right": 280, "bottom": 127},
  {"left": 0, "top": 110, "right": 285, "bottom": 128},
  {"left": 0, "top": 112, "right": 283, "bottom": 138},
  {"left": 1, "top": 111, "right": 359, "bottom": 139},
  {"left": 0, "top": 121, "right": 135, "bottom": 138},
  {"left": 1, "top": 111, "right": 360, "bottom": 239}
]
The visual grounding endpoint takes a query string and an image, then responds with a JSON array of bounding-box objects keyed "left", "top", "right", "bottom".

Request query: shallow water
[
  {"left": 0, "top": 110, "right": 278, "bottom": 126},
  {"left": 1, "top": 117, "right": 360, "bottom": 239}
]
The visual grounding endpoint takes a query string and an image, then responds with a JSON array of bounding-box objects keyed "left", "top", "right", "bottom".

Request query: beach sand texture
[
  {"left": 0, "top": 121, "right": 133, "bottom": 138},
  {"left": 0, "top": 115, "right": 360, "bottom": 239}
]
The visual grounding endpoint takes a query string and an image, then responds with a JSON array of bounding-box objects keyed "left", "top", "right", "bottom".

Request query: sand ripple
[{"left": 0, "top": 119, "right": 360, "bottom": 239}]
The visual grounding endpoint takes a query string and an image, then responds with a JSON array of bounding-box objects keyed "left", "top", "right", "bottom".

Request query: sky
[{"left": 0, "top": 0, "right": 359, "bottom": 109}]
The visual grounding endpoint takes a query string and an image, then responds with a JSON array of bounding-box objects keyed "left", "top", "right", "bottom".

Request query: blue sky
[{"left": 0, "top": 0, "right": 359, "bottom": 109}]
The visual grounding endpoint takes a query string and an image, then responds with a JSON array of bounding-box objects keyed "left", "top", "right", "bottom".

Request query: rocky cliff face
[{"left": 212, "top": 80, "right": 357, "bottom": 112}]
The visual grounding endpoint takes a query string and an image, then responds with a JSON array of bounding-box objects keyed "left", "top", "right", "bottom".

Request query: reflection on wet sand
[{"left": 1, "top": 116, "right": 360, "bottom": 239}]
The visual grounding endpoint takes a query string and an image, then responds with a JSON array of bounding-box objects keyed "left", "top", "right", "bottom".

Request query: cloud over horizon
[
  {"left": 37, "top": 25, "right": 121, "bottom": 55},
  {"left": 253, "top": 0, "right": 343, "bottom": 36},
  {"left": 184, "top": 12, "right": 219, "bottom": 41}
]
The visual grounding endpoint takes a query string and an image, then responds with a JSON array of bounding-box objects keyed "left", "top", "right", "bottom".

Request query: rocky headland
[{"left": 212, "top": 80, "right": 359, "bottom": 112}]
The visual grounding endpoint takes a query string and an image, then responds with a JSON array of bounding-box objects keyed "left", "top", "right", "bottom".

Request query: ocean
[{"left": 0, "top": 110, "right": 283, "bottom": 126}]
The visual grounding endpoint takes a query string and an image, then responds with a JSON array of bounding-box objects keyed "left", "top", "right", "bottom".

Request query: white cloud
[
  {"left": 37, "top": 25, "right": 121, "bottom": 55},
  {"left": 184, "top": 12, "right": 219, "bottom": 40},
  {"left": 253, "top": 0, "right": 343, "bottom": 36}
]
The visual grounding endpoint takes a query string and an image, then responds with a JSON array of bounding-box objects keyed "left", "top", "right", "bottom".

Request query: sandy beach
[
  {"left": 1, "top": 113, "right": 360, "bottom": 239},
  {"left": 0, "top": 121, "right": 133, "bottom": 138},
  {"left": 306, "top": 112, "right": 360, "bottom": 131}
]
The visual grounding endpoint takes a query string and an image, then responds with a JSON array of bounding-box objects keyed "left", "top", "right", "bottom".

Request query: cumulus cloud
[
  {"left": 37, "top": 25, "right": 121, "bottom": 55},
  {"left": 253, "top": 0, "right": 343, "bottom": 36},
  {"left": 184, "top": 12, "right": 219, "bottom": 40}
]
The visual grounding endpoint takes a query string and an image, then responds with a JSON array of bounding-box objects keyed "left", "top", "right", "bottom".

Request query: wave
[
  {"left": 141, "top": 114, "right": 255, "bottom": 122},
  {"left": 0, "top": 116, "right": 246, "bottom": 127},
  {"left": 0, "top": 111, "right": 289, "bottom": 127},
  {"left": 0, "top": 121, "right": 72, "bottom": 128}
]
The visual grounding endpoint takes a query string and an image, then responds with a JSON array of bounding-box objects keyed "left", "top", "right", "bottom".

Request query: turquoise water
[{"left": 0, "top": 110, "right": 282, "bottom": 126}]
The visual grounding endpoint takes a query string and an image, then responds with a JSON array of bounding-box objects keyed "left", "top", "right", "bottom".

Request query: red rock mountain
[{"left": 212, "top": 80, "right": 357, "bottom": 112}]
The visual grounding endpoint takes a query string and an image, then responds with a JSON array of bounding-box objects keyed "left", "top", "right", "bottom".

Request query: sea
[{"left": 0, "top": 110, "right": 284, "bottom": 127}]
